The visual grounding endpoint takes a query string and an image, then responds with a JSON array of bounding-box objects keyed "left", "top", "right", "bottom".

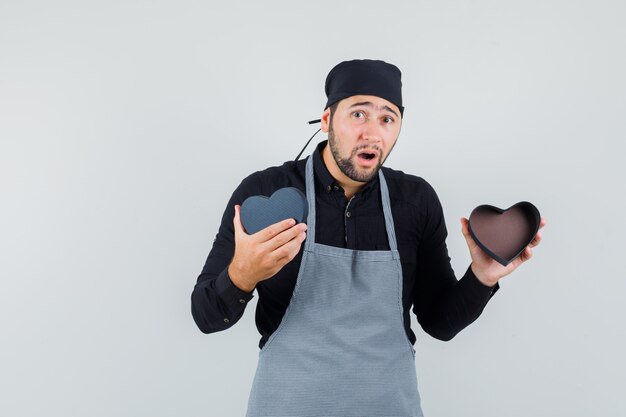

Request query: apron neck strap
[{"left": 304, "top": 154, "right": 398, "bottom": 252}]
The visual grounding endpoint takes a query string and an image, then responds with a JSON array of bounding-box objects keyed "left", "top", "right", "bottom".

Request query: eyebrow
[{"left": 348, "top": 101, "right": 399, "bottom": 118}]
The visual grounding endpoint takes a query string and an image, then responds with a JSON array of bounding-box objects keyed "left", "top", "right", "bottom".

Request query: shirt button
[
  {"left": 333, "top": 185, "right": 339, "bottom": 191},
  {"left": 223, "top": 318, "right": 230, "bottom": 323},
  {"left": 327, "top": 185, "right": 332, "bottom": 192},
  {"left": 346, "top": 211, "right": 351, "bottom": 218},
  {"left": 239, "top": 299, "right": 246, "bottom": 304}
]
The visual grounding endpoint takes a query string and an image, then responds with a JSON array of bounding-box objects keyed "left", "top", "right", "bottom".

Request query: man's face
[{"left": 323, "top": 95, "right": 402, "bottom": 183}]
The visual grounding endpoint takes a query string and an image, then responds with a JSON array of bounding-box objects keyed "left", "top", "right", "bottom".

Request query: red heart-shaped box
[{"left": 468, "top": 202, "right": 541, "bottom": 266}]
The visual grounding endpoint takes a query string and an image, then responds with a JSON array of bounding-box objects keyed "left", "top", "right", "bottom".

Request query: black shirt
[{"left": 191, "top": 140, "right": 498, "bottom": 349}]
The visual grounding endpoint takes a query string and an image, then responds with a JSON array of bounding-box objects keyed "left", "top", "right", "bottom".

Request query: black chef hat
[{"left": 324, "top": 59, "right": 404, "bottom": 117}]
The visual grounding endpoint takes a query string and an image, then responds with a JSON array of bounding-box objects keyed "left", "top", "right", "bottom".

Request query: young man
[{"left": 191, "top": 59, "right": 545, "bottom": 416}]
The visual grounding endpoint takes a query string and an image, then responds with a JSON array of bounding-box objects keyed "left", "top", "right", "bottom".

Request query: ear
[{"left": 320, "top": 107, "right": 331, "bottom": 133}]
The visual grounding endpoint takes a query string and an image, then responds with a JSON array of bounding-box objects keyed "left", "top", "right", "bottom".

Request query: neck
[{"left": 321, "top": 143, "right": 366, "bottom": 199}]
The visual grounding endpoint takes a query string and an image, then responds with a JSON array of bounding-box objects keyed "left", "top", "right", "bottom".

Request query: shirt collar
[{"left": 312, "top": 139, "right": 379, "bottom": 196}]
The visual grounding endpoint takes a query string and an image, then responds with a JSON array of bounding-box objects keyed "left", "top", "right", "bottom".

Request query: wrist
[
  {"left": 228, "top": 263, "right": 256, "bottom": 293},
  {"left": 470, "top": 263, "right": 498, "bottom": 288}
]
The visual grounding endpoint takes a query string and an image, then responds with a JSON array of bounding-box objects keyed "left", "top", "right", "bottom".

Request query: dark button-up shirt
[{"left": 191, "top": 140, "right": 498, "bottom": 349}]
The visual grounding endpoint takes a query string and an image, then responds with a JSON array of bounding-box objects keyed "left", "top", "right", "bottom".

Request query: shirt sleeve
[
  {"left": 412, "top": 181, "right": 499, "bottom": 341},
  {"left": 190, "top": 172, "right": 261, "bottom": 334}
]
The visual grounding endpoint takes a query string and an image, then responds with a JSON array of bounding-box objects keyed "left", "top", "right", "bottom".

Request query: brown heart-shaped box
[{"left": 468, "top": 202, "right": 541, "bottom": 266}]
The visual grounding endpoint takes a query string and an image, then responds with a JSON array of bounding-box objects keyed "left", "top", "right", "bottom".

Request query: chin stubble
[{"left": 328, "top": 125, "right": 384, "bottom": 183}]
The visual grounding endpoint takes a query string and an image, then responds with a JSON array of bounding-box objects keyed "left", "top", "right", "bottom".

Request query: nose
[{"left": 361, "top": 117, "right": 383, "bottom": 144}]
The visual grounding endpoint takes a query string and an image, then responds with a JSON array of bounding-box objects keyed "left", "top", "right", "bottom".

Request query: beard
[{"left": 327, "top": 123, "right": 386, "bottom": 183}]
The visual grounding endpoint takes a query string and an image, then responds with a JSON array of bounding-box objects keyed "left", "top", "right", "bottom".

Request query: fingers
[
  {"left": 459, "top": 217, "right": 469, "bottom": 237},
  {"left": 529, "top": 230, "right": 542, "bottom": 248},
  {"left": 254, "top": 217, "right": 301, "bottom": 244},
  {"left": 521, "top": 246, "right": 533, "bottom": 262},
  {"left": 233, "top": 205, "right": 246, "bottom": 237},
  {"left": 272, "top": 229, "right": 307, "bottom": 263},
  {"left": 460, "top": 217, "right": 477, "bottom": 248},
  {"left": 529, "top": 218, "right": 546, "bottom": 247},
  {"left": 264, "top": 222, "right": 307, "bottom": 252}
]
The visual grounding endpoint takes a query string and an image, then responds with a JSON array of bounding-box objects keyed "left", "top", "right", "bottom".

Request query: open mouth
[{"left": 357, "top": 152, "right": 377, "bottom": 160}]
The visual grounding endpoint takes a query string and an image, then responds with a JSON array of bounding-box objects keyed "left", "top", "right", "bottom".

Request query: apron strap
[
  {"left": 304, "top": 156, "right": 317, "bottom": 250},
  {"left": 378, "top": 169, "right": 399, "bottom": 254}
]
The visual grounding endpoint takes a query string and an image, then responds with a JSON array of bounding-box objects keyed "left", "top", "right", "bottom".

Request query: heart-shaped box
[
  {"left": 468, "top": 201, "right": 541, "bottom": 266},
  {"left": 240, "top": 187, "right": 308, "bottom": 235}
]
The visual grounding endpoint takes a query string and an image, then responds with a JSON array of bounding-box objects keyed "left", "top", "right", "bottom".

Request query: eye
[
  {"left": 383, "top": 116, "right": 394, "bottom": 124},
  {"left": 352, "top": 110, "right": 366, "bottom": 119}
]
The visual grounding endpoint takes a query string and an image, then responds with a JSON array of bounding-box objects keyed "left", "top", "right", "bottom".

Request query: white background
[{"left": 1, "top": 1, "right": 624, "bottom": 416}]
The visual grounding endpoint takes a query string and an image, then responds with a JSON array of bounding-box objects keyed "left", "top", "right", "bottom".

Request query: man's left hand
[{"left": 460, "top": 217, "right": 547, "bottom": 287}]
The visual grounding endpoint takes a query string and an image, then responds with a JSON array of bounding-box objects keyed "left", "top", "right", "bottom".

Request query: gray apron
[{"left": 246, "top": 154, "right": 423, "bottom": 417}]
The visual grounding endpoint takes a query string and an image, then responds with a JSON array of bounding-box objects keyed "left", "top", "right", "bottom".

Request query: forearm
[
  {"left": 190, "top": 171, "right": 262, "bottom": 333},
  {"left": 191, "top": 266, "right": 254, "bottom": 334},
  {"left": 418, "top": 265, "right": 498, "bottom": 341}
]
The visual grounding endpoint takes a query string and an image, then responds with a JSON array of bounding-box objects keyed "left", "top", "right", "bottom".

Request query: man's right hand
[{"left": 227, "top": 204, "right": 308, "bottom": 292}]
